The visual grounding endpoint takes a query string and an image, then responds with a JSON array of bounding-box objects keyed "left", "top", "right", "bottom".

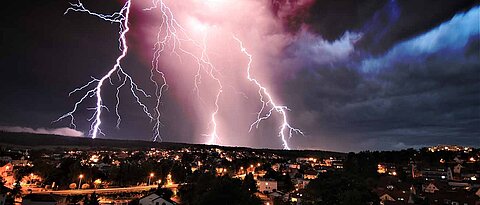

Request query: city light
[
  {"left": 148, "top": 173, "right": 155, "bottom": 185},
  {"left": 78, "top": 174, "right": 84, "bottom": 190}
]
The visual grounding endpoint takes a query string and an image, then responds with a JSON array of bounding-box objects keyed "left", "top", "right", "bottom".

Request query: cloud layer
[{"left": 0, "top": 126, "right": 84, "bottom": 137}]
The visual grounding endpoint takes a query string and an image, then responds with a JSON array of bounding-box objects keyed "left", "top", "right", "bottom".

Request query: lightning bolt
[
  {"left": 142, "top": 0, "right": 224, "bottom": 143},
  {"left": 55, "top": 0, "right": 156, "bottom": 139},
  {"left": 57, "top": 0, "right": 222, "bottom": 142},
  {"left": 233, "top": 36, "right": 303, "bottom": 150},
  {"left": 56, "top": 0, "right": 300, "bottom": 149}
]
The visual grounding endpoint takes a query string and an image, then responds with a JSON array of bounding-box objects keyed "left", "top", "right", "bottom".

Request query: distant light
[
  {"left": 79, "top": 174, "right": 84, "bottom": 179},
  {"left": 471, "top": 176, "right": 477, "bottom": 181},
  {"left": 150, "top": 173, "right": 154, "bottom": 177}
]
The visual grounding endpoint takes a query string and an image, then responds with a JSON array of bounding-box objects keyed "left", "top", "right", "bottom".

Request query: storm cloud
[
  {"left": 0, "top": 0, "right": 478, "bottom": 151},
  {"left": 284, "top": 6, "right": 480, "bottom": 151}
]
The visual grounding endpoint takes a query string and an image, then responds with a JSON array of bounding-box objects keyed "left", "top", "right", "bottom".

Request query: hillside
[{"left": 0, "top": 131, "right": 345, "bottom": 158}]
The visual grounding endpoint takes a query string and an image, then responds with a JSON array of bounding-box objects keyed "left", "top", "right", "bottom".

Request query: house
[
  {"left": 423, "top": 182, "right": 440, "bottom": 193},
  {"left": 257, "top": 179, "right": 277, "bottom": 193},
  {"left": 271, "top": 163, "right": 280, "bottom": 172},
  {"left": 425, "top": 190, "right": 478, "bottom": 205},
  {"left": 139, "top": 193, "right": 176, "bottom": 205},
  {"left": 295, "top": 178, "right": 310, "bottom": 189},
  {"left": 376, "top": 190, "right": 413, "bottom": 204},
  {"left": 374, "top": 176, "right": 415, "bottom": 204},
  {"left": 268, "top": 191, "right": 285, "bottom": 199},
  {"left": 454, "top": 164, "right": 463, "bottom": 174},
  {"left": 0, "top": 163, "right": 13, "bottom": 187},
  {"left": 473, "top": 188, "right": 480, "bottom": 198},
  {"left": 453, "top": 156, "right": 464, "bottom": 164},
  {"left": 303, "top": 170, "right": 317, "bottom": 180}
]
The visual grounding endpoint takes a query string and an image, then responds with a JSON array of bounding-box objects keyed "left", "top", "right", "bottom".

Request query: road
[{"left": 30, "top": 184, "right": 179, "bottom": 195}]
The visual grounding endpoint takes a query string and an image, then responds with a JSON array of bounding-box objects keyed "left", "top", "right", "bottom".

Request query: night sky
[{"left": 1, "top": 0, "right": 479, "bottom": 152}]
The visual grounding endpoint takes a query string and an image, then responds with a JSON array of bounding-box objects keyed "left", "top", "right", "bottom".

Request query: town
[{"left": 0, "top": 135, "right": 479, "bottom": 205}]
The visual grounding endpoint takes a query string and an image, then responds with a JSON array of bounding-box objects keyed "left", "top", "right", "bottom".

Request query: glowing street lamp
[
  {"left": 94, "top": 179, "right": 102, "bottom": 189},
  {"left": 78, "top": 174, "right": 84, "bottom": 190},
  {"left": 148, "top": 173, "right": 154, "bottom": 185}
]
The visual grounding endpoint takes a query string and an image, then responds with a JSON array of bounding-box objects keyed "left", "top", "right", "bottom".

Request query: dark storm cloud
[
  {"left": 285, "top": 7, "right": 480, "bottom": 151},
  {"left": 0, "top": 0, "right": 478, "bottom": 151},
  {"left": 275, "top": 0, "right": 477, "bottom": 54}
]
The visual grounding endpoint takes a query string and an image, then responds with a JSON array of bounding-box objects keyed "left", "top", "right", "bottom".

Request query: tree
[
  {"left": 304, "top": 172, "right": 378, "bottom": 205},
  {"left": 242, "top": 173, "right": 257, "bottom": 193},
  {"left": 85, "top": 192, "right": 100, "bottom": 205},
  {"left": 280, "top": 174, "right": 294, "bottom": 192},
  {"left": 155, "top": 188, "right": 173, "bottom": 200},
  {"left": 179, "top": 174, "right": 262, "bottom": 205},
  {"left": 11, "top": 180, "right": 22, "bottom": 199}
]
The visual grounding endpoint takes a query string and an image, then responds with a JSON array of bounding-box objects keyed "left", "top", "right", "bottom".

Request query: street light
[
  {"left": 94, "top": 179, "right": 102, "bottom": 189},
  {"left": 78, "top": 174, "right": 84, "bottom": 190},
  {"left": 148, "top": 173, "right": 154, "bottom": 185}
]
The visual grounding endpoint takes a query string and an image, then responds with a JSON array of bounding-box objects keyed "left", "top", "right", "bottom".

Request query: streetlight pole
[
  {"left": 148, "top": 173, "right": 154, "bottom": 186},
  {"left": 78, "top": 174, "right": 84, "bottom": 190}
]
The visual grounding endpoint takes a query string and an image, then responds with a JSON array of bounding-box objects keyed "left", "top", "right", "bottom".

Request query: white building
[
  {"left": 423, "top": 182, "right": 439, "bottom": 193},
  {"left": 139, "top": 193, "right": 176, "bottom": 205},
  {"left": 453, "top": 164, "right": 463, "bottom": 174},
  {"left": 257, "top": 179, "right": 277, "bottom": 193}
]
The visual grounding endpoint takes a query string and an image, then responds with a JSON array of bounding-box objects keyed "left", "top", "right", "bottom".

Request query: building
[
  {"left": 374, "top": 176, "right": 415, "bottom": 204},
  {"left": 257, "top": 179, "right": 277, "bottom": 194},
  {"left": 303, "top": 170, "right": 317, "bottom": 180},
  {"left": 423, "top": 182, "right": 446, "bottom": 194},
  {"left": 0, "top": 163, "right": 13, "bottom": 187},
  {"left": 139, "top": 193, "right": 176, "bottom": 205},
  {"left": 425, "top": 190, "right": 478, "bottom": 205},
  {"left": 421, "top": 168, "right": 448, "bottom": 181},
  {"left": 453, "top": 164, "right": 463, "bottom": 174}
]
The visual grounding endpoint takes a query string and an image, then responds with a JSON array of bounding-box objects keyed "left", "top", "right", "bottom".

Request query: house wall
[{"left": 258, "top": 180, "right": 277, "bottom": 193}]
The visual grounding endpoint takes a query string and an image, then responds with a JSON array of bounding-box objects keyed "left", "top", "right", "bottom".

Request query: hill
[{"left": 0, "top": 131, "right": 345, "bottom": 158}]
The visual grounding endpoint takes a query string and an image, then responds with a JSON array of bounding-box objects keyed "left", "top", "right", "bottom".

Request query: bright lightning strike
[
  {"left": 144, "top": 0, "right": 223, "bottom": 143},
  {"left": 233, "top": 36, "right": 303, "bottom": 150},
  {"left": 56, "top": 0, "right": 301, "bottom": 150},
  {"left": 55, "top": 0, "right": 156, "bottom": 139}
]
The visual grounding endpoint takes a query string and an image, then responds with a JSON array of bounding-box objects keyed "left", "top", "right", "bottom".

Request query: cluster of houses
[
  {"left": 374, "top": 150, "right": 479, "bottom": 205},
  {"left": 1, "top": 145, "right": 478, "bottom": 205}
]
